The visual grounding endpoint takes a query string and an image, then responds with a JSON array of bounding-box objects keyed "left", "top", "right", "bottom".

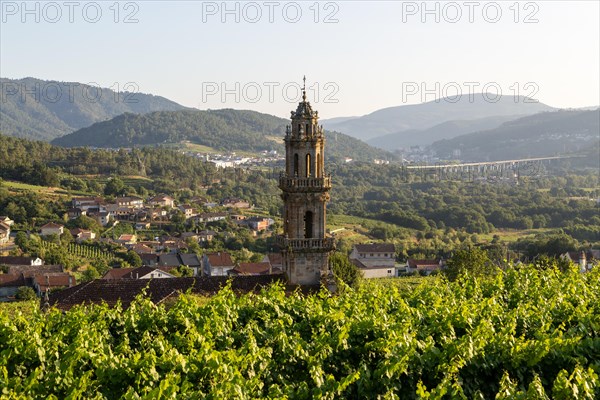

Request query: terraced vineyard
[{"left": 1, "top": 266, "right": 598, "bottom": 399}]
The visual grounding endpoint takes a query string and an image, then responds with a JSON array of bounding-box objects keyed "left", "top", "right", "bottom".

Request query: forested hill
[
  {"left": 51, "top": 109, "right": 391, "bottom": 162},
  {"left": 0, "top": 77, "right": 187, "bottom": 141},
  {"left": 431, "top": 109, "right": 600, "bottom": 162}
]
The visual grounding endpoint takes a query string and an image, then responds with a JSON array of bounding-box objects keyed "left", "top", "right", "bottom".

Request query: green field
[{"left": 478, "top": 228, "right": 555, "bottom": 243}]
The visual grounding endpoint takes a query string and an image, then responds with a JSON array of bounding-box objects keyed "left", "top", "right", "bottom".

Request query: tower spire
[{"left": 302, "top": 75, "right": 306, "bottom": 102}]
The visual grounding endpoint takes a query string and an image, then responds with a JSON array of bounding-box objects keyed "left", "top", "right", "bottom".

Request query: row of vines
[
  {"left": 66, "top": 243, "right": 114, "bottom": 260},
  {"left": 1, "top": 266, "right": 598, "bottom": 399}
]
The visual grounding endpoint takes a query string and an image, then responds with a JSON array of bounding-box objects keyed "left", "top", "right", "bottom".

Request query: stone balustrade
[
  {"left": 276, "top": 236, "right": 335, "bottom": 251},
  {"left": 279, "top": 174, "right": 332, "bottom": 191}
]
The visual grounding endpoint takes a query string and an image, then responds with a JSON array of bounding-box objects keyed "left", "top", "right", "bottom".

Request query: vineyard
[
  {"left": 38, "top": 240, "right": 117, "bottom": 265},
  {"left": 66, "top": 243, "right": 114, "bottom": 260},
  {"left": 1, "top": 266, "right": 598, "bottom": 399}
]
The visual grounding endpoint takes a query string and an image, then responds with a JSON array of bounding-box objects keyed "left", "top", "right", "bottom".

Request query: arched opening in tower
[
  {"left": 316, "top": 154, "right": 321, "bottom": 178},
  {"left": 305, "top": 153, "right": 312, "bottom": 177},
  {"left": 304, "top": 211, "right": 313, "bottom": 239},
  {"left": 294, "top": 153, "right": 299, "bottom": 176}
]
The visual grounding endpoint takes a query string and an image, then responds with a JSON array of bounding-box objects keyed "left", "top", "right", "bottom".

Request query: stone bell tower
[{"left": 278, "top": 77, "right": 335, "bottom": 285}]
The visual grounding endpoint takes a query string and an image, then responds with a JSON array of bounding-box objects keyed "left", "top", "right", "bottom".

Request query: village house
[
  {"left": 192, "top": 212, "right": 228, "bottom": 224},
  {"left": 116, "top": 196, "right": 144, "bottom": 208},
  {"left": 221, "top": 198, "right": 251, "bottom": 209},
  {"left": 70, "top": 228, "right": 96, "bottom": 243},
  {"left": 178, "top": 204, "right": 196, "bottom": 219},
  {"left": 71, "top": 197, "right": 104, "bottom": 213},
  {"left": 0, "top": 222, "right": 10, "bottom": 245},
  {"left": 202, "top": 252, "right": 235, "bottom": 276},
  {"left": 138, "top": 253, "right": 202, "bottom": 275},
  {"left": 67, "top": 208, "right": 87, "bottom": 220},
  {"left": 105, "top": 205, "right": 137, "bottom": 221},
  {"left": 245, "top": 217, "right": 274, "bottom": 232},
  {"left": 349, "top": 243, "right": 397, "bottom": 279},
  {"left": 406, "top": 259, "right": 446, "bottom": 275},
  {"left": 40, "top": 222, "right": 64, "bottom": 237},
  {"left": 148, "top": 194, "right": 175, "bottom": 209},
  {"left": 116, "top": 234, "right": 137, "bottom": 246},
  {"left": 350, "top": 243, "right": 396, "bottom": 267}
]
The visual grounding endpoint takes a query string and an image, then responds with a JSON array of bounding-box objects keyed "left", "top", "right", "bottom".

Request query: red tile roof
[
  {"left": 232, "top": 262, "right": 272, "bottom": 275},
  {"left": 33, "top": 273, "right": 75, "bottom": 291},
  {"left": 0, "top": 274, "right": 27, "bottom": 287},
  {"left": 206, "top": 252, "right": 234, "bottom": 267}
]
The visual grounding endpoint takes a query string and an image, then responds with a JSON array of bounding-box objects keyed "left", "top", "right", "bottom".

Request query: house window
[
  {"left": 387, "top": 270, "right": 392, "bottom": 274},
  {"left": 384, "top": 254, "right": 388, "bottom": 257},
  {"left": 370, "top": 253, "right": 373, "bottom": 257}
]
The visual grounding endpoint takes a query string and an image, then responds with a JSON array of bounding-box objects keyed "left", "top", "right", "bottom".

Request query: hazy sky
[{"left": 1, "top": 1, "right": 599, "bottom": 118}]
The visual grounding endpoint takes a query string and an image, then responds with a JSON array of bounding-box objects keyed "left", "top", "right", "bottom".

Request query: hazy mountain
[
  {"left": 51, "top": 109, "right": 391, "bottom": 162},
  {"left": 367, "top": 114, "right": 525, "bottom": 149},
  {"left": 321, "top": 116, "right": 359, "bottom": 125},
  {"left": 323, "top": 94, "right": 556, "bottom": 141},
  {"left": 431, "top": 109, "right": 600, "bottom": 162},
  {"left": 0, "top": 77, "right": 187, "bottom": 141}
]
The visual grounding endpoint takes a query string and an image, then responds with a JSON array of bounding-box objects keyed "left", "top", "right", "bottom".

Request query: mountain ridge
[
  {"left": 323, "top": 94, "right": 556, "bottom": 141},
  {"left": 430, "top": 109, "right": 600, "bottom": 162},
  {"left": 51, "top": 109, "right": 391, "bottom": 162},
  {"left": 0, "top": 77, "right": 188, "bottom": 140}
]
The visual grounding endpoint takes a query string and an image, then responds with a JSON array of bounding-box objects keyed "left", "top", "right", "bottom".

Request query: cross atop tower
[{"left": 302, "top": 75, "right": 307, "bottom": 102}]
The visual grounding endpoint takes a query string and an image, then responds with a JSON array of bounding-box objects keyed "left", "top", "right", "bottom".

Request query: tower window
[
  {"left": 304, "top": 211, "right": 313, "bottom": 238},
  {"left": 293, "top": 153, "right": 299, "bottom": 176},
  {"left": 305, "top": 153, "right": 312, "bottom": 177},
  {"left": 316, "top": 154, "right": 321, "bottom": 178},
  {"left": 306, "top": 123, "right": 310, "bottom": 135}
]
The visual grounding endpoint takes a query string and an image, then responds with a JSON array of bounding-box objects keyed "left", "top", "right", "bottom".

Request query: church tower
[{"left": 278, "top": 77, "right": 334, "bottom": 285}]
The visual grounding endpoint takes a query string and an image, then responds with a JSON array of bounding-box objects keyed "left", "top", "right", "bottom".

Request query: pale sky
[{"left": 1, "top": 1, "right": 599, "bottom": 118}]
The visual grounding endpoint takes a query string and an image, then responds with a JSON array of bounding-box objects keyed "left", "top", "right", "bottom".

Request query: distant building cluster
[{"left": 193, "top": 150, "right": 284, "bottom": 169}]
